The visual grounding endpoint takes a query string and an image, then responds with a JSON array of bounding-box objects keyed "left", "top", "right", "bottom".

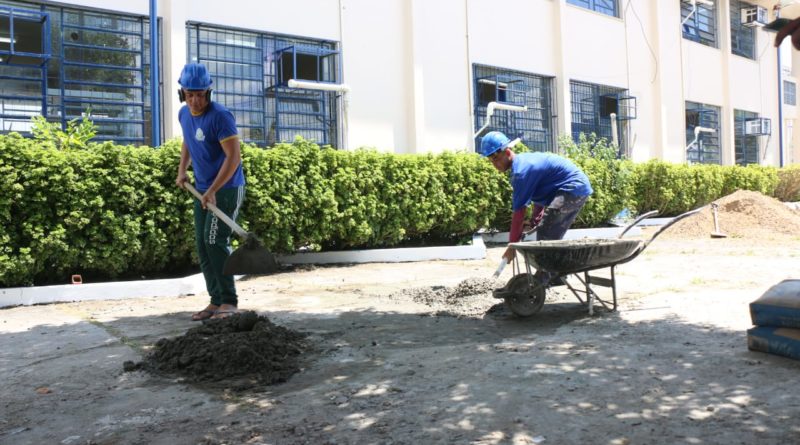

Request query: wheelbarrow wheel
[{"left": 500, "top": 273, "right": 546, "bottom": 317}]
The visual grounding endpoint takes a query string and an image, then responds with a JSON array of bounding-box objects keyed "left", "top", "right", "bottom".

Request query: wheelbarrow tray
[{"left": 509, "top": 238, "right": 643, "bottom": 275}]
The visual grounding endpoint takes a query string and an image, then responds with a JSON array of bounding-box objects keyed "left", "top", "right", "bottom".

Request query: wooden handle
[{"left": 183, "top": 182, "right": 248, "bottom": 238}]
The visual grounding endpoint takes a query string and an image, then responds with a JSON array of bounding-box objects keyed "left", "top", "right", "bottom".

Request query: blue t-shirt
[
  {"left": 510, "top": 152, "right": 593, "bottom": 211},
  {"left": 178, "top": 102, "right": 245, "bottom": 191}
]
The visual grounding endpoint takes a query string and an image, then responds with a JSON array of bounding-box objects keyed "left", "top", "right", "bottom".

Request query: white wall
[{"left": 41, "top": 0, "right": 797, "bottom": 166}]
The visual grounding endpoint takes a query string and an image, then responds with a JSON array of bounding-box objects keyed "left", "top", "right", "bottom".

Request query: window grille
[
  {"left": 685, "top": 101, "right": 721, "bottom": 164},
  {"left": 0, "top": 0, "right": 159, "bottom": 146},
  {"left": 566, "top": 0, "right": 618, "bottom": 17},
  {"left": 473, "top": 64, "right": 555, "bottom": 153},
  {"left": 187, "top": 23, "right": 340, "bottom": 147},
  {"left": 682, "top": 0, "right": 717, "bottom": 48},
  {"left": 730, "top": 0, "right": 755, "bottom": 59},
  {"left": 569, "top": 79, "right": 630, "bottom": 155},
  {"left": 734, "top": 109, "right": 759, "bottom": 165},
  {"left": 784, "top": 80, "right": 796, "bottom": 106}
]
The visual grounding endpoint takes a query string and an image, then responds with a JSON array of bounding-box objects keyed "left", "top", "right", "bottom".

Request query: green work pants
[{"left": 193, "top": 186, "right": 244, "bottom": 306}]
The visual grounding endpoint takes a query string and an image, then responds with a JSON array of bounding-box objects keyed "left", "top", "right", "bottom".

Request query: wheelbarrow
[{"left": 493, "top": 208, "right": 701, "bottom": 317}]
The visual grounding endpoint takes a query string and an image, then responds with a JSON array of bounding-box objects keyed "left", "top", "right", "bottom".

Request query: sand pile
[
  {"left": 661, "top": 190, "right": 800, "bottom": 240},
  {"left": 124, "top": 312, "right": 308, "bottom": 385}
]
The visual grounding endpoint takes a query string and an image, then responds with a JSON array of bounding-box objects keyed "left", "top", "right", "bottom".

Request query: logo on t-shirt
[{"left": 195, "top": 128, "right": 205, "bottom": 141}]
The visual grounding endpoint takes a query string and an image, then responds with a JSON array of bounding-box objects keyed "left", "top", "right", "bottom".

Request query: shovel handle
[
  {"left": 492, "top": 258, "right": 508, "bottom": 278},
  {"left": 183, "top": 182, "right": 248, "bottom": 238}
]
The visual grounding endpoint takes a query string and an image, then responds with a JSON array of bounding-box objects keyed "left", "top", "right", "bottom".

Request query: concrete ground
[{"left": 2, "top": 234, "right": 800, "bottom": 445}]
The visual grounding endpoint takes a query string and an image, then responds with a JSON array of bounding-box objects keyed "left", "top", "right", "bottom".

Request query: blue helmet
[
  {"left": 178, "top": 62, "right": 213, "bottom": 90},
  {"left": 479, "top": 131, "right": 512, "bottom": 157}
]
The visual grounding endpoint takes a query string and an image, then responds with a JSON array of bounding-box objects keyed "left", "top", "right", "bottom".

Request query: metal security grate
[
  {"left": 734, "top": 109, "right": 759, "bottom": 165},
  {"left": 0, "top": 0, "right": 159, "bottom": 145},
  {"left": 730, "top": 0, "right": 755, "bottom": 60},
  {"left": 188, "top": 23, "right": 339, "bottom": 147},
  {"left": 784, "top": 80, "right": 796, "bottom": 106},
  {"left": 566, "top": 0, "right": 618, "bottom": 17},
  {"left": 473, "top": 64, "right": 555, "bottom": 152},
  {"left": 0, "top": 4, "right": 49, "bottom": 133},
  {"left": 685, "top": 101, "right": 721, "bottom": 164},
  {"left": 569, "top": 80, "right": 629, "bottom": 155},
  {"left": 682, "top": 0, "right": 717, "bottom": 48}
]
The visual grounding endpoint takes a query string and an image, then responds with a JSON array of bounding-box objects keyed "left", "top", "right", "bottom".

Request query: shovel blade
[{"left": 223, "top": 235, "right": 281, "bottom": 275}]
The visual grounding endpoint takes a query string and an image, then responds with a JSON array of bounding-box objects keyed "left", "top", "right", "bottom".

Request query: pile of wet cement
[
  {"left": 387, "top": 277, "right": 503, "bottom": 316},
  {"left": 125, "top": 312, "right": 308, "bottom": 384}
]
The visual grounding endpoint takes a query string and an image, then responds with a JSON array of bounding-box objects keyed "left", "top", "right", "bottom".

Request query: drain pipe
[
  {"left": 149, "top": 0, "right": 161, "bottom": 147},
  {"left": 776, "top": 8, "right": 785, "bottom": 167}
]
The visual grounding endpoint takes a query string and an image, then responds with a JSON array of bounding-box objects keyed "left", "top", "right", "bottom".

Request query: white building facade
[{"left": 1, "top": 0, "right": 799, "bottom": 166}]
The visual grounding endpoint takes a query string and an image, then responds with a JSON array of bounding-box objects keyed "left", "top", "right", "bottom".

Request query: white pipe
[
  {"left": 680, "top": 0, "right": 712, "bottom": 27},
  {"left": 685, "top": 126, "right": 716, "bottom": 154},
  {"left": 610, "top": 112, "right": 619, "bottom": 147},
  {"left": 473, "top": 101, "right": 528, "bottom": 138},
  {"left": 287, "top": 79, "right": 350, "bottom": 92}
]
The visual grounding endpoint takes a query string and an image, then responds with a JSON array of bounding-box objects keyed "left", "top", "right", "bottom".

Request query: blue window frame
[
  {"left": 682, "top": 0, "right": 717, "bottom": 48},
  {"left": 187, "top": 23, "right": 340, "bottom": 147},
  {"left": 0, "top": 0, "right": 160, "bottom": 146},
  {"left": 473, "top": 64, "right": 555, "bottom": 152},
  {"left": 567, "top": 0, "right": 618, "bottom": 17},
  {"left": 734, "top": 109, "right": 759, "bottom": 165},
  {"left": 784, "top": 80, "right": 796, "bottom": 106},
  {"left": 730, "top": 1, "right": 755, "bottom": 59},
  {"left": 569, "top": 79, "right": 631, "bottom": 155},
  {"left": 685, "top": 101, "right": 721, "bottom": 164}
]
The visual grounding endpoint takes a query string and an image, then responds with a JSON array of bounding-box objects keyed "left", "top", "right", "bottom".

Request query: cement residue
[
  {"left": 125, "top": 312, "right": 309, "bottom": 385},
  {"left": 387, "top": 277, "right": 503, "bottom": 317},
  {"left": 662, "top": 189, "right": 800, "bottom": 240}
]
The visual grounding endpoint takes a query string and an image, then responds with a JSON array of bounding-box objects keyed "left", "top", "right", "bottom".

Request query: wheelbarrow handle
[
  {"left": 183, "top": 182, "right": 248, "bottom": 239},
  {"left": 618, "top": 210, "right": 659, "bottom": 239},
  {"left": 642, "top": 207, "right": 704, "bottom": 249}
]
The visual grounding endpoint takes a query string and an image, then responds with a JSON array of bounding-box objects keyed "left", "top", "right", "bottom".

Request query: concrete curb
[{"left": 1, "top": 224, "right": 665, "bottom": 308}]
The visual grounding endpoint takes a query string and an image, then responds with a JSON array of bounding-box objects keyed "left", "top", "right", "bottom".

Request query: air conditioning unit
[
  {"left": 741, "top": 6, "right": 768, "bottom": 27},
  {"left": 745, "top": 118, "right": 771, "bottom": 136}
]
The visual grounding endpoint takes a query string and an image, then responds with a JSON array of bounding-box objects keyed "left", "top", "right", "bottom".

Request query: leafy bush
[
  {"left": 775, "top": 164, "right": 800, "bottom": 202},
  {"left": 631, "top": 161, "right": 778, "bottom": 215},
  {"left": 31, "top": 114, "right": 98, "bottom": 150},
  {"left": 559, "top": 133, "right": 635, "bottom": 225}
]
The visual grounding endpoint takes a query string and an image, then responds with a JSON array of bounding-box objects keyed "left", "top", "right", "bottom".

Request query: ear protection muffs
[{"left": 177, "top": 89, "right": 212, "bottom": 103}]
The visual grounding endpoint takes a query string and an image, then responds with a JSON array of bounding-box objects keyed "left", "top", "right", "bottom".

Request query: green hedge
[
  {"left": 631, "top": 160, "right": 779, "bottom": 215},
  {"left": 1, "top": 130, "right": 793, "bottom": 287},
  {"left": 0, "top": 134, "right": 193, "bottom": 287}
]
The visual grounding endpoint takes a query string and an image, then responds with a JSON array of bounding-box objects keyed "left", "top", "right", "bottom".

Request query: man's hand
[
  {"left": 200, "top": 189, "right": 216, "bottom": 209},
  {"left": 502, "top": 245, "right": 515, "bottom": 264},
  {"left": 775, "top": 16, "right": 800, "bottom": 50},
  {"left": 175, "top": 172, "right": 188, "bottom": 189}
]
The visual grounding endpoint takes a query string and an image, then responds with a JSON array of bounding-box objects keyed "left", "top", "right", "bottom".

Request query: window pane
[{"left": 473, "top": 64, "right": 555, "bottom": 153}]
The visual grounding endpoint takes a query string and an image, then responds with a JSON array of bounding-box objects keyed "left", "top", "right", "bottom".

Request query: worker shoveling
[{"left": 184, "top": 182, "right": 281, "bottom": 275}]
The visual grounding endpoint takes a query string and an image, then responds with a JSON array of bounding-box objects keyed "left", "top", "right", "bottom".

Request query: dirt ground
[{"left": 2, "top": 226, "right": 800, "bottom": 445}]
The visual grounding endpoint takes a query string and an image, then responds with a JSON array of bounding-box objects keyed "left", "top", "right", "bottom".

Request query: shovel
[
  {"left": 184, "top": 182, "right": 281, "bottom": 275},
  {"left": 492, "top": 224, "right": 540, "bottom": 278},
  {"left": 710, "top": 202, "right": 727, "bottom": 238}
]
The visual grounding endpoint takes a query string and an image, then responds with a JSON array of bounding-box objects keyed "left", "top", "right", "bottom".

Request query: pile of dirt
[
  {"left": 386, "top": 277, "right": 502, "bottom": 317},
  {"left": 124, "top": 312, "right": 309, "bottom": 385},
  {"left": 661, "top": 189, "right": 800, "bottom": 240}
]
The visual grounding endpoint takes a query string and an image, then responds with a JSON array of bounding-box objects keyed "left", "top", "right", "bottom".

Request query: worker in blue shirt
[
  {"left": 175, "top": 62, "right": 245, "bottom": 321},
  {"left": 480, "top": 131, "right": 593, "bottom": 265}
]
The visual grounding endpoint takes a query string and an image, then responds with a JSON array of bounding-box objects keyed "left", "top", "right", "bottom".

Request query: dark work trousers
[
  {"left": 536, "top": 192, "right": 589, "bottom": 241},
  {"left": 193, "top": 186, "right": 244, "bottom": 306},
  {"left": 532, "top": 192, "right": 588, "bottom": 284}
]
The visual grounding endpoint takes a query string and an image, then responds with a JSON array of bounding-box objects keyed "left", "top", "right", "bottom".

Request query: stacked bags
[{"left": 748, "top": 279, "right": 800, "bottom": 360}]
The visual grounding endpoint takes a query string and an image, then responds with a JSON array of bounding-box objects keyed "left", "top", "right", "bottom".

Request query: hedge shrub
[{"left": 631, "top": 160, "right": 779, "bottom": 215}]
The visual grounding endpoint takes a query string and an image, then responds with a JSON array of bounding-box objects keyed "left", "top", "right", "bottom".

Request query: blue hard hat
[
  {"left": 178, "top": 62, "right": 213, "bottom": 90},
  {"left": 479, "top": 131, "right": 512, "bottom": 157}
]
